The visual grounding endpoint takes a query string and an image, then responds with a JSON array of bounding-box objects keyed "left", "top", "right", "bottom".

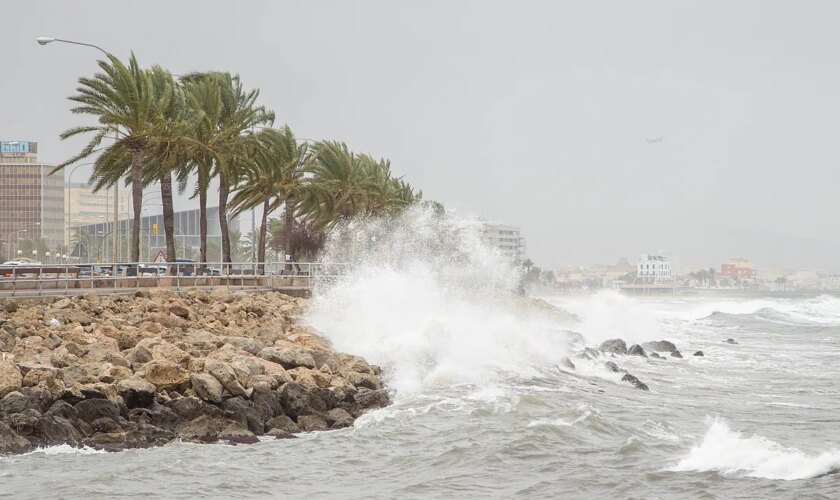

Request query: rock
[
  {"left": 642, "top": 340, "right": 678, "bottom": 353},
  {"left": 599, "top": 339, "right": 627, "bottom": 355},
  {"left": 724, "top": 338, "right": 739, "bottom": 345},
  {"left": 693, "top": 351, "right": 705, "bottom": 357},
  {"left": 671, "top": 351, "right": 684, "bottom": 358},
  {"left": 297, "top": 415, "right": 328, "bottom": 432},
  {"left": 265, "top": 415, "right": 301, "bottom": 434},
  {"left": 267, "top": 429, "right": 297, "bottom": 439},
  {"left": 190, "top": 373, "right": 224, "bottom": 404},
  {"left": 116, "top": 377, "right": 156, "bottom": 409},
  {"left": 0, "top": 391, "right": 32, "bottom": 417},
  {"left": 150, "top": 342, "right": 192, "bottom": 368},
  {"left": 650, "top": 352, "right": 664, "bottom": 359},
  {"left": 280, "top": 382, "right": 323, "bottom": 417},
  {"left": 218, "top": 422, "right": 259, "bottom": 445},
  {"left": 136, "top": 360, "right": 190, "bottom": 391},
  {"left": 224, "top": 336, "right": 265, "bottom": 355},
  {"left": 221, "top": 397, "right": 264, "bottom": 435},
  {"left": 205, "top": 360, "right": 252, "bottom": 399},
  {"left": 604, "top": 361, "right": 624, "bottom": 373},
  {"left": 46, "top": 400, "right": 78, "bottom": 420},
  {"left": 325, "top": 408, "right": 354, "bottom": 429},
  {"left": 353, "top": 387, "right": 389, "bottom": 410},
  {"left": 128, "top": 404, "right": 181, "bottom": 431},
  {"left": 165, "top": 397, "right": 224, "bottom": 422},
  {"left": 259, "top": 347, "right": 316, "bottom": 370},
  {"left": 0, "top": 422, "right": 32, "bottom": 455},
  {"left": 176, "top": 415, "right": 236, "bottom": 443},
  {"left": 75, "top": 398, "right": 121, "bottom": 424},
  {"left": 344, "top": 371, "right": 381, "bottom": 390},
  {"left": 558, "top": 357, "right": 576, "bottom": 370},
  {"left": 627, "top": 344, "right": 647, "bottom": 357},
  {"left": 621, "top": 374, "right": 649, "bottom": 391},
  {"left": 31, "top": 415, "right": 83, "bottom": 448},
  {"left": 0, "top": 360, "right": 22, "bottom": 398},
  {"left": 53, "top": 298, "right": 73, "bottom": 310}
]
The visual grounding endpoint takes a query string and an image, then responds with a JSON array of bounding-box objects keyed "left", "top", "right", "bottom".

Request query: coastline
[{"left": 0, "top": 289, "right": 389, "bottom": 455}]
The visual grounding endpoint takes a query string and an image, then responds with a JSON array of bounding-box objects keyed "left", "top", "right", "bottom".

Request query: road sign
[{"left": 153, "top": 250, "right": 167, "bottom": 263}]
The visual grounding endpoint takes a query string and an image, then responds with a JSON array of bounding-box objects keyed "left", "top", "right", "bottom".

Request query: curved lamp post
[{"left": 36, "top": 37, "right": 109, "bottom": 56}]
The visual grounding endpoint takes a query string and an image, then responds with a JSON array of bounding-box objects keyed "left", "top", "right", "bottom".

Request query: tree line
[{"left": 54, "top": 53, "right": 424, "bottom": 269}]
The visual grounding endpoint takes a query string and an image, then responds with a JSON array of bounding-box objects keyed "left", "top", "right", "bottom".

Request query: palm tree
[
  {"left": 56, "top": 53, "right": 170, "bottom": 263},
  {"left": 230, "top": 126, "right": 311, "bottom": 271}
]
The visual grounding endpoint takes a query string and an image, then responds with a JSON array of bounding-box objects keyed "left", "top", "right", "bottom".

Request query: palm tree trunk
[
  {"left": 284, "top": 194, "right": 295, "bottom": 261},
  {"left": 198, "top": 167, "right": 209, "bottom": 270},
  {"left": 218, "top": 170, "right": 231, "bottom": 266},
  {"left": 160, "top": 172, "right": 177, "bottom": 270},
  {"left": 130, "top": 150, "right": 143, "bottom": 263},
  {"left": 258, "top": 193, "right": 269, "bottom": 274}
]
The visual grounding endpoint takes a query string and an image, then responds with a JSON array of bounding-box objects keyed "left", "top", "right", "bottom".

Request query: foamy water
[{"left": 3, "top": 209, "right": 839, "bottom": 498}]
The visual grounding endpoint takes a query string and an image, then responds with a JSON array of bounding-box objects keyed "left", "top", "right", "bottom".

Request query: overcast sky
[{"left": 3, "top": 1, "right": 839, "bottom": 270}]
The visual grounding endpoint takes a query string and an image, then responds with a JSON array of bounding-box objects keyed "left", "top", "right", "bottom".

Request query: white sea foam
[
  {"left": 306, "top": 206, "right": 575, "bottom": 398},
  {"left": 669, "top": 418, "right": 840, "bottom": 480},
  {"left": 29, "top": 444, "right": 105, "bottom": 456}
]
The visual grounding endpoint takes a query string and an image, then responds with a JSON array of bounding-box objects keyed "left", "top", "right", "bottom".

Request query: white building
[
  {"left": 479, "top": 222, "right": 525, "bottom": 263},
  {"left": 637, "top": 254, "right": 672, "bottom": 284}
]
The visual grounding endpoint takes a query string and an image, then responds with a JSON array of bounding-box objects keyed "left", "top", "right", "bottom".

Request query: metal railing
[{"left": 0, "top": 261, "right": 349, "bottom": 297}]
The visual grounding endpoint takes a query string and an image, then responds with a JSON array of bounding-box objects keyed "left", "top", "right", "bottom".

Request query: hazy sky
[{"left": 3, "top": 1, "right": 839, "bottom": 270}]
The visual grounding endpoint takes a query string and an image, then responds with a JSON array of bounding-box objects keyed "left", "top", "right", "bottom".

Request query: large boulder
[
  {"left": 136, "top": 360, "right": 190, "bottom": 391},
  {"left": 259, "top": 347, "right": 316, "bottom": 370},
  {"left": 116, "top": 377, "right": 156, "bottom": 409},
  {"left": 75, "top": 398, "right": 121, "bottom": 424},
  {"left": 265, "top": 415, "right": 300, "bottom": 434},
  {"left": 621, "top": 373, "right": 649, "bottom": 391},
  {"left": 164, "top": 396, "right": 225, "bottom": 422},
  {"left": 280, "top": 382, "right": 323, "bottom": 417},
  {"left": 176, "top": 415, "right": 236, "bottom": 443},
  {"left": 599, "top": 339, "right": 628, "bottom": 355},
  {"left": 627, "top": 344, "right": 647, "bottom": 357},
  {"left": 325, "top": 408, "right": 354, "bottom": 429},
  {"left": 344, "top": 371, "right": 381, "bottom": 391},
  {"left": 221, "top": 397, "right": 264, "bottom": 435},
  {"left": 0, "top": 422, "right": 32, "bottom": 455},
  {"left": 353, "top": 387, "right": 389, "bottom": 410},
  {"left": 641, "top": 340, "right": 678, "bottom": 353},
  {"left": 190, "top": 373, "right": 224, "bottom": 404},
  {"left": 218, "top": 422, "right": 259, "bottom": 445},
  {"left": 0, "top": 360, "right": 22, "bottom": 398},
  {"left": 297, "top": 415, "right": 328, "bottom": 432},
  {"left": 30, "top": 415, "right": 83, "bottom": 447},
  {"left": 205, "top": 360, "right": 252, "bottom": 399}
]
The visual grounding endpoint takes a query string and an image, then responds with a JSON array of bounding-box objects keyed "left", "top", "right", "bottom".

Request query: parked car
[
  {"left": 1, "top": 258, "right": 41, "bottom": 277},
  {"left": 77, "top": 264, "right": 107, "bottom": 277},
  {"left": 175, "top": 259, "right": 195, "bottom": 276}
]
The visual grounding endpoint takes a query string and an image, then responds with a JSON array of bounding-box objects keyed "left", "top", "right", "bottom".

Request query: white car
[{"left": 1, "top": 259, "right": 42, "bottom": 266}]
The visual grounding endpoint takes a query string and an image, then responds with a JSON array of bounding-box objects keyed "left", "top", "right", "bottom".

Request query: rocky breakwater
[{"left": 0, "top": 290, "right": 389, "bottom": 455}]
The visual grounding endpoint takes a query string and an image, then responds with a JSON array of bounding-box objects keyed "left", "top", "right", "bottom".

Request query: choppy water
[{"left": 2, "top": 291, "right": 840, "bottom": 499}]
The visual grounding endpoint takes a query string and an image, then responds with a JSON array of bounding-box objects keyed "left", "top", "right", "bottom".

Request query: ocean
[{"left": 2, "top": 284, "right": 838, "bottom": 499}]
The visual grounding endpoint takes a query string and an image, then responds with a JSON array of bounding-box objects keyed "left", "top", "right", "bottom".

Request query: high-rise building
[
  {"left": 0, "top": 141, "right": 64, "bottom": 259},
  {"left": 66, "top": 182, "right": 130, "bottom": 245},
  {"left": 477, "top": 221, "right": 525, "bottom": 263}
]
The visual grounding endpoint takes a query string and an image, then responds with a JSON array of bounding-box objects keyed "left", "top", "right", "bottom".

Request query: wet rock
[
  {"left": 604, "top": 361, "right": 625, "bottom": 373},
  {"left": 0, "top": 391, "right": 32, "bottom": 417},
  {"left": 344, "top": 371, "right": 381, "bottom": 391},
  {"left": 0, "top": 422, "right": 32, "bottom": 455},
  {"left": 31, "top": 414, "right": 83, "bottom": 447},
  {"left": 128, "top": 404, "right": 181, "bottom": 431},
  {"left": 642, "top": 340, "right": 678, "bottom": 353},
  {"left": 190, "top": 373, "right": 224, "bottom": 404},
  {"left": 265, "top": 415, "right": 301, "bottom": 434},
  {"left": 650, "top": 352, "right": 664, "bottom": 359},
  {"left": 218, "top": 422, "right": 259, "bottom": 445},
  {"left": 297, "top": 415, "right": 328, "bottom": 432},
  {"left": 724, "top": 338, "right": 739, "bottom": 345},
  {"left": 280, "top": 382, "right": 321, "bottom": 417},
  {"left": 267, "top": 429, "right": 297, "bottom": 439},
  {"left": 221, "top": 397, "right": 264, "bottom": 435},
  {"left": 325, "top": 408, "right": 354, "bottom": 429},
  {"left": 599, "top": 339, "right": 627, "bottom": 355},
  {"left": 176, "top": 415, "right": 236, "bottom": 443},
  {"left": 558, "top": 357, "right": 576, "bottom": 370},
  {"left": 693, "top": 351, "right": 705, "bottom": 357},
  {"left": 621, "top": 374, "right": 649, "bottom": 391},
  {"left": 627, "top": 344, "right": 647, "bottom": 357},
  {"left": 671, "top": 351, "right": 684, "bottom": 358},
  {"left": 353, "top": 387, "right": 390, "bottom": 410},
  {"left": 116, "top": 377, "right": 156, "bottom": 409},
  {"left": 46, "top": 400, "right": 78, "bottom": 421},
  {"left": 75, "top": 398, "right": 121, "bottom": 424}
]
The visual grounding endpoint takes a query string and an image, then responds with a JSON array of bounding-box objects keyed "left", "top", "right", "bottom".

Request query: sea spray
[
  {"left": 669, "top": 417, "right": 840, "bottom": 480},
  {"left": 306, "top": 205, "right": 577, "bottom": 397}
]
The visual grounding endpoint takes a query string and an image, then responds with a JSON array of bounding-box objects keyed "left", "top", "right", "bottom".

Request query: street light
[{"left": 36, "top": 37, "right": 109, "bottom": 56}]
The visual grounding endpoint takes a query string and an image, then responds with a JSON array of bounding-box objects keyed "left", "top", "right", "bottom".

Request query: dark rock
[
  {"left": 0, "top": 421, "right": 32, "bottom": 455},
  {"left": 650, "top": 352, "right": 663, "bottom": 359},
  {"left": 218, "top": 422, "right": 259, "bottom": 445},
  {"left": 176, "top": 415, "right": 236, "bottom": 443},
  {"left": 325, "top": 408, "right": 354, "bottom": 429},
  {"left": 265, "top": 415, "right": 301, "bottom": 434},
  {"left": 621, "top": 374, "right": 649, "bottom": 391},
  {"left": 280, "top": 382, "right": 320, "bottom": 418},
  {"left": 641, "top": 340, "right": 678, "bottom": 353},
  {"left": 134, "top": 290, "right": 151, "bottom": 299},
  {"left": 558, "top": 357, "right": 576, "bottom": 370},
  {"left": 128, "top": 404, "right": 181, "bottom": 432},
  {"left": 116, "top": 377, "right": 157, "bottom": 409},
  {"left": 297, "top": 415, "right": 328, "bottom": 432},
  {"left": 30, "top": 415, "right": 82, "bottom": 447},
  {"left": 353, "top": 387, "right": 390, "bottom": 410},
  {"left": 267, "top": 429, "right": 297, "bottom": 439},
  {"left": 164, "top": 396, "right": 224, "bottom": 422},
  {"left": 250, "top": 388, "right": 282, "bottom": 422},
  {"left": 80, "top": 387, "right": 108, "bottom": 400},
  {"left": 75, "top": 398, "right": 120, "bottom": 424},
  {"left": 578, "top": 347, "right": 601, "bottom": 360},
  {"left": 693, "top": 351, "right": 705, "bottom": 357},
  {"left": 627, "top": 344, "right": 647, "bottom": 357},
  {"left": 599, "top": 339, "right": 628, "bottom": 355},
  {"left": 0, "top": 391, "right": 32, "bottom": 417},
  {"left": 604, "top": 361, "right": 625, "bottom": 373},
  {"left": 91, "top": 417, "right": 124, "bottom": 434},
  {"left": 46, "top": 400, "right": 78, "bottom": 420},
  {"left": 724, "top": 338, "right": 739, "bottom": 345},
  {"left": 221, "top": 397, "right": 264, "bottom": 435},
  {"left": 671, "top": 350, "right": 683, "bottom": 358}
]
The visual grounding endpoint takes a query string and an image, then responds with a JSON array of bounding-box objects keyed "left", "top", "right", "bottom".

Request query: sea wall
[{"left": 0, "top": 289, "right": 389, "bottom": 454}]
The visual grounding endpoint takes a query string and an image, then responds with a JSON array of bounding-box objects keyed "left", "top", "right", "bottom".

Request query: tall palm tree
[
  {"left": 230, "top": 126, "right": 311, "bottom": 271},
  {"left": 56, "top": 53, "right": 168, "bottom": 263},
  {"left": 303, "top": 141, "right": 370, "bottom": 231}
]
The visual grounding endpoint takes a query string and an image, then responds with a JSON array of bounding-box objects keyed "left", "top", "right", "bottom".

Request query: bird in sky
[{"left": 646, "top": 137, "right": 664, "bottom": 144}]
